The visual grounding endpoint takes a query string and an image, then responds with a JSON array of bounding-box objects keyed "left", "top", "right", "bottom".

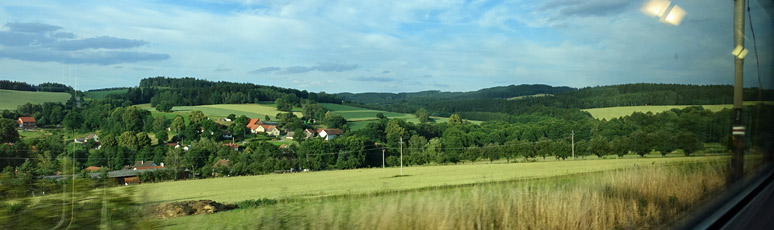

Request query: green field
[
  {"left": 583, "top": 102, "right": 774, "bottom": 120},
  {"left": 137, "top": 156, "right": 724, "bottom": 204},
  {"left": 150, "top": 156, "right": 738, "bottom": 229},
  {"left": 321, "top": 103, "right": 480, "bottom": 129},
  {"left": 0, "top": 89, "right": 71, "bottom": 110},
  {"left": 138, "top": 103, "right": 302, "bottom": 121},
  {"left": 320, "top": 103, "right": 414, "bottom": 121}
]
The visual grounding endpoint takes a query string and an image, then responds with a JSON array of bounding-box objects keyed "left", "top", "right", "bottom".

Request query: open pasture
[
  {"left": 159, "top": 156, "right": 734, "bottom": 229},
  {"left": 138, "top": 156, "right": 725, "bottom": 204},
  {"left": 0, "top": 89, "right": 71, "bottom": 110}
]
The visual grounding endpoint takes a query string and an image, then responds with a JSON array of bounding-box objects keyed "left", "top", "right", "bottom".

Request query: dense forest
[
  {"left": 0, "top": 80, "right": 74, "bottom": 92},
  {"left": 338, "top": 84, "right": 774, "bottom": 121},
  {"left": 105, "top": 77, "right": 342, "bottom": 107}
]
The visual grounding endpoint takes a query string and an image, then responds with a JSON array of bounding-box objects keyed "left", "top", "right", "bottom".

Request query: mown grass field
[
  {"left": 321, "top": 103, "right": 480, "bottom": 130},
  {"left": 137, "top": 156, "right": 725, "bottom": 205},
  {"left": 156, "top": 156, "right": 746, "bottom": 229},
  {"left": 583, "top": 102, "right": 774, "bottom": 120},
  {"left": 137, "top": 103, "right": 302, "bottom": 121},
  {"left": 0, "top": 89, "right": 71, "bottom": 110}
]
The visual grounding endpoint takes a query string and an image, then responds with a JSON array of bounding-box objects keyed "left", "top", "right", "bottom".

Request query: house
[
  {"left": 285, "top": 131, "right": 295, "bottom": 140},
  {"left": 222, "top": 143, "right": 239, "bottom": 150},
  {"left": 74, "top": 133, "right": 100, "bottom": 144},
  {"left": 303, "top": 129, "right": 317, "bottom": 139},
  {"left": 318, "top": 129, "right": 343, "bottom": 141},
  {"left": 247, "top": 119, "right": 263, "bottom": 133},
  {"left": 85, "top": 166, "right": 108, "bottom": 172},
  {"left": 17, "top": 117, "right": 36, "bottom": 129},
  {"left": 256, "top": 125, "right": 280, "bottom": 136}
]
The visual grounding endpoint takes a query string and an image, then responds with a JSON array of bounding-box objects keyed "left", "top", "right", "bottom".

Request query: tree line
[{"left": 0, "top": 80, "right": 74, "bottom": 92}]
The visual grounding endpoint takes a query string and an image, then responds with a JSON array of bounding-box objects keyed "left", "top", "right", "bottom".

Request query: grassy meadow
[
  {"left": 321, "top": 103, "right": 480, "bottom": 130},
  {"left": 137, "top": 103, "right": 303, "bottom": 121},
  {"left": 0, "top": 89, "right": 71, "bottom": 110},
  {"left": 137, "top": 156, "right": 726, "bottom": 204},
  {"left": 583, "top": 101, "right": 774, "bottom": 120},
  {"left": 159, "top": 157, "right": 734, "bottom": 229}
]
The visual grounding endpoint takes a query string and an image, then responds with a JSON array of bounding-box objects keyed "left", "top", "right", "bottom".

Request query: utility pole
[
  {"left": 382, "top": 148, "right": 385, "bottom": 168},
  {"left": 400, "top": 136, "right": 404, "bottom": 176},
  {"left": 571, "top": 130, "right": 575, "bottom": 160},
  {"left": 730, "top": 0, "right": 746, "bottom": 184}
]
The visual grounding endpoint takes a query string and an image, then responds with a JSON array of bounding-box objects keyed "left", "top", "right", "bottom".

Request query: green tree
[
  {"left": 612, "top": 136, "right": 631, "bottom": 158},
  {"left": 630, "top": 130, "right": 653, "bottom": 157},
  {"left": 171, "top": 115, "right": 185, "bottom": 132},
  {"left": 376, "top": 113, "right": 386, "bottom": 120},
  {"left": 62, "top": 110, "right": 83, "bottom": 130},
  {"left": 152, "top": 115, "right": 169, "bottom": 132},
  {"left": 156, "top": 101, "right": 173, "bottom": 112},
  {"left": 448, "top": 113, "right": 463, "bottom": 125},
  {"left": 188, "top": 110, "right": 206, "bottom": 125},
  {"left": 408, "top": 135, "right": 428, "bottom": 165},
  {"left": 135, "top": 132, "right": 152, "bottom": 149},
  {"left": 156, "top": 130, "right": 169, "bottom": 144},
  {"left": 677, "top": 131, "right": 703, "bottom": 156},
  {"left": 654, "top": 130, "right": 677, "bottom": 156},
  {"left": 0, "top": 118, "right": 19, "bottom": 143},
  {"left": 416, "top": 108, "right": 429, "bottom": 123},
  {"left": 119, "top": 131, "right": 138, "bottom": 150},
  {"left": 589, "top": 135, "right": 610, "bottom": 158}
]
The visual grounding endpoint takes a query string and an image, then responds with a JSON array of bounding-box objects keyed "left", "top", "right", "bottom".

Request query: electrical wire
[{"left": 747, "top": 0, "right": 763, "bottom": 91}]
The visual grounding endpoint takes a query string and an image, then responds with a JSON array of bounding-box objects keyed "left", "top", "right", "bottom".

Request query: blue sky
[{"left": 0, "top": 0, "right": 772, "bottom": 93}]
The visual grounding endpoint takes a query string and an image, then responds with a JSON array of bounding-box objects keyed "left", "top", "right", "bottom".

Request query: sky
[{"left": 0, "top": 0, "right": 772, "bottom": 93}]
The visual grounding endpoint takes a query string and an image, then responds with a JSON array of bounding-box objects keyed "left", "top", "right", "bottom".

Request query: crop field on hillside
[
  {"left": 158, "top": 156, "right": 743, "bottom": 229},
  {"left": 0, "top": 89, "right": 71, "bottom": 110},
  {"left": 583, "top": 102, "right": 774, "bottom": 120},
  {"left": 137, "top": 103, "right": 302, "bottom": 121},
  {"left": 321, "top": 103, "right": 413, "bottom": 121}
]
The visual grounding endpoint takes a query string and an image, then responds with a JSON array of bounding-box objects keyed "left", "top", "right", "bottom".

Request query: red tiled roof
[
  {"left": 18, "top": 117, "right": 35, "bottom": 123},
  {"left": 260, "top": 125, "right": 276, "bottom": 130},
  {"left": 85, "top": 166, "right": 107, "bottom": 172},
  {"left": 247, "top": 119, "right": 263, "bottom": 130}
]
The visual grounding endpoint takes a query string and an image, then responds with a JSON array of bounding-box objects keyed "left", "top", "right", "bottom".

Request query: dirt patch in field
[{"left": 152, "top": 200, "right": 237, "bottom": 219}]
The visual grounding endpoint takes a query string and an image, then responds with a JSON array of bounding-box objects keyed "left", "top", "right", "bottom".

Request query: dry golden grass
[{"left": 164, "top": 160, "right": 731, "bottom": 229}]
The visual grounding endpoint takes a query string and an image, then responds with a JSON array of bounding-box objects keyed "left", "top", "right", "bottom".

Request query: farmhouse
[
  {"left": 256, "top": 125, "right": 280, "bottom": 136},
  {"left": 17, "top": 117, "right": 36, "bottom": 129},
  {"left": 303, "top": 129, "right": 317, "bottom": 139},
  {"left": 74, "top": 133, "right": 99, "bottom": 144},
  {"left": 318, "top": 129, "right": 343, "bottom": 141},
  {"left": 285, "top": 131, "right": 295, "bottom": 139},
  {"left": 246, "top": 118, "right": 263, "bottom": 133}
]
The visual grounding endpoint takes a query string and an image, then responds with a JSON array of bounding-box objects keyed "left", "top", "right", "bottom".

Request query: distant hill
[
  {"left": 337, "top": 84, "right": 576, "bottom": 104},
  {"left": 335, "top": 83, "right": 774, "bottom": 122}
]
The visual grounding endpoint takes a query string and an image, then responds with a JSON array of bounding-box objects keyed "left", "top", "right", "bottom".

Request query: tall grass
[{"left": 166, "top": 161, "right": 729, "bottom": 229}]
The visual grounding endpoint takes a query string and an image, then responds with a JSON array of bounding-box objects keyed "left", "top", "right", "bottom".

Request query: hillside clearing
[
  {"left": 582, "top": 102, "right": 774, "bottom": 120},
  {"left": 0, "top": 89, "right": 71, "bottom": 110},
  {"left": 137, "top": 103, "right": 302, "bottom": 120}
]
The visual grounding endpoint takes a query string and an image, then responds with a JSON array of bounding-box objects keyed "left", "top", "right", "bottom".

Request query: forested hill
[
  {"left": 337, "top": 84, "right": 576, "bottom": 104},
  {"left": 109, "top": 77, "right": 342, "bottom": 106},
  {"left": 336, "top": 83, "right": 774, "bottom": 122}
]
